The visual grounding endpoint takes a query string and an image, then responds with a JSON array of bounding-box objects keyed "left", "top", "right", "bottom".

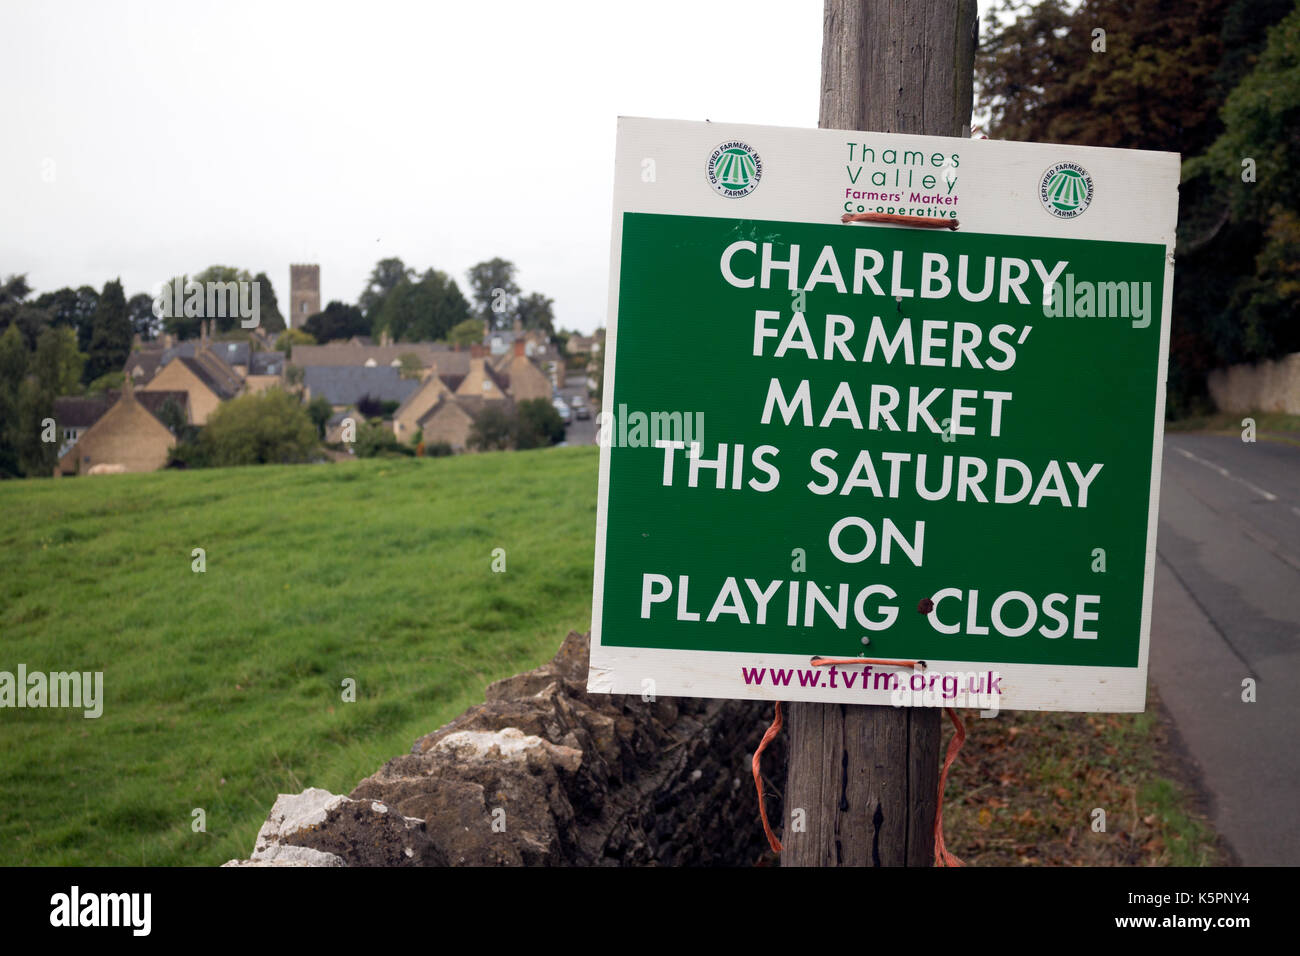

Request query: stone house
[
  {"left": 490, "top": 340, "right": 554, "bottom": 403},
  {"left": 454, "top": 354, "right": 510, "bottom": 403},
  {"left": 390, "top": 370, "right": 454, "bottom": 444},
  {"left": 415, "top": 394, "right": 507, "bottom": 452},
  {"left": 55, "top": 383, "right": 189, "bottom": 475},
  {"left": 140, "top": 355, "right": 238, "bottom": 425}
]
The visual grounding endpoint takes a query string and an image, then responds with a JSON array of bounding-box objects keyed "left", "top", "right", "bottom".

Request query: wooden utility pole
[{"left": 781, "top": 0, "right": 978, "bottom": 867}]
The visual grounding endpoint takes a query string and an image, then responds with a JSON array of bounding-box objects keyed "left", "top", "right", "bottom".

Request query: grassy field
[
  {"left": 0, "top": 447, "right": 598, "bottom": 866},
  {"left": 1, "top": 442, "right": 1224, "bottom": 867}
]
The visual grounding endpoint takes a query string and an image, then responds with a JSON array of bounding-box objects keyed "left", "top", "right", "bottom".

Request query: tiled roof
[{"left": 303, "top": 366, "right": 421, "bottom": 406}]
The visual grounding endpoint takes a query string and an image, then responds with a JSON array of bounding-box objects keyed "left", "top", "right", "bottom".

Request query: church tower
[{"left": 289, "top": 264, "right": 320, "bottom": 329}]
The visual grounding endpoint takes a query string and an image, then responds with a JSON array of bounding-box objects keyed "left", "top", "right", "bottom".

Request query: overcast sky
[{"left": 1, "top": 1, "right": 1001, "bottom": 335}]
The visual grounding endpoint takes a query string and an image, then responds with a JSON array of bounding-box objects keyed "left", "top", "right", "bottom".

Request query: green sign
[{"left": 589, "top": 118, "right": 1179, "bottom": 712}]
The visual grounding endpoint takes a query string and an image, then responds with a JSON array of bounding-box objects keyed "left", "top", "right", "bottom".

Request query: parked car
[
  {"left": 571, "top": 394, "right": 591, "bottom": 419},
  {"left": 552, "top": 397, "right": 572, "bottom": 424}
]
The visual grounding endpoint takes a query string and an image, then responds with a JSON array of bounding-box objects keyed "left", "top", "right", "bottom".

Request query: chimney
[
  {"left": 513, "top": 339, "right": 525, "bottom": 358},
  {"left": 470, "top": 343, "right": 486, "bottom": 359}
]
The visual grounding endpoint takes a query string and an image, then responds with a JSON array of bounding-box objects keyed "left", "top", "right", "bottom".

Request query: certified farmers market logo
[
  {"left": 1039, "top": 162, "right": 1094, "bottom": 219},
  {"left": 707, "top": 141, "right": 762, "bottom": 198}
]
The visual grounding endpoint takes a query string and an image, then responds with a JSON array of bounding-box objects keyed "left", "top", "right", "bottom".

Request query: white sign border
[{"left": 589, "top": 116, "right": 1178, "bottom": 713}]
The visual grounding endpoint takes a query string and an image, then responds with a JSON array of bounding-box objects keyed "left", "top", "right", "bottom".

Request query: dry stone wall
[{"left": 225, "top": 631, "right": 783, "bottom": 867}]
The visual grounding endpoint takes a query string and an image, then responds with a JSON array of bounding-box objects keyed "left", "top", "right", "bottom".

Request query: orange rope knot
[
  {"left": 841, "top": 211, "right": 959, "bottom": 230},
  {"left": 810, "top": 656, "right": 923, "bottom": 669}
]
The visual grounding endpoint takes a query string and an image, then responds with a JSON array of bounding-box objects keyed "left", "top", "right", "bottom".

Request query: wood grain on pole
[{"left": 782, "top": 0, "right": 977, "bottom": 868}]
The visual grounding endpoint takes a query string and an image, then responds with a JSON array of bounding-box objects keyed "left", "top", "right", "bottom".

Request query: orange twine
[
  {"left": 751, "top": 701, "right": 785, "bottom": 853},
  {"left": 751, "top": 656, "right": 967, "bottom": 866},
  {"left": 934, "top": 707, "right": 967, "bottom": 867},
  {"left": 841, "top": 211, "right": 959, "bottom": 230}
]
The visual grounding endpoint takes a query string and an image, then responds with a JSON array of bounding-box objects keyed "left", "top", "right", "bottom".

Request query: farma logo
[
  {"left": 1039, "top": 162, "right": 1094, "bottom": 218},
  {"left": 707, "top": 141, "right": 762, "bottom": 198}
]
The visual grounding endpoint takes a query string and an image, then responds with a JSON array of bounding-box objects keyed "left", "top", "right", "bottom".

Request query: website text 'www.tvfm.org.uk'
[{"left": 741, "top": 661, "right": 1003, "bottom": 713}]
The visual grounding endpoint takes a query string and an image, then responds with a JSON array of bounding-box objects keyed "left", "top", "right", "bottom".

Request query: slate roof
[
  {"left": 175, "top": 356, "right": 240, "bottom": 399},
  {"left": 54, "top": 390, "right": 191, "bottom": 430},
  {"left": 415, "top": 393, "right": 509, "bottom": 428},
  {"left": 213, "top": 340, "right": 251, "bottom": 367},
  {"left": 291, "top": 343, "right": 448, "bottom": 368},
  {"left": 249, "top": 351, "right": 285, "bottom": 375},
  {"left": 123, "top": 350, "right": 165, "bottom": 383},
  {"left": 303, "top": 366, "right": 420, "bottom": 406}
]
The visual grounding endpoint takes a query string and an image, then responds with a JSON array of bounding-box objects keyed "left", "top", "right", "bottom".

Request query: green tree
[
  {"left": 8, "top": 326, "right": 83, "bottom": 478},
  {"left": 199, "top": 389, "right": 318, "bottom": 466},
  {"left": 85, "top": 371, "right": 125, "bottom": 395},
  {"left": 976, "top": 0, "right": 1297, "bottom": 414},
  {"left": 467, "top": 404, "right": 515, "bottom": 451},
  {"left": 1183, "top": 5, "right": 1300, "bottom": 364},
  {"left": 466, "top": 258, "right": 520, "bottom": 330},
  {"left": 303, "top": 301, "right": 369, "bottom": 344},
  {"left": 126, "top": 292, "right": 159, "bottom": 343},
  {"left": 515, "top": 292, "right": 555, "bottom": 336},
  {"left": 34, "top": 286, "right": 99, "bottom": 352},
  {"left": 85, "top": 279, "right": 131, "bottom": 383},
  {"left": 253, "top": 272, "right": 286, "bottom": 334},
  {"left": 159, "top": 274, "right": 198, "bottom": 340},
  {"left": 396, "top": 353, "right": 423, "bottom": 379},
  {"left": 156, "top": 396, "right": 189, "bottom": 436},
  {"left": 1, "top": 305, "right": 52, "bottom": 352},
  {"left": 192, "top": 266, "right": 254, "bottom": 335},
  {"left": 359, "top": 258, "right": 414, "bottom": 321},
  {"left": 0, "top": 274, "right": 31, "bottom": 307},
  {"left": 376, "top": 270, "right": 470, "bottom": 342},
  {"left": 353, "top": 420, "right": 412, "bottom": 458},
  {"left": 32, "top": 326, "right": 83, "bottom": 396},
  {"left": 306, "top": 394, "right": 334, "bottom": 437},
  {"left": 0, "top": 324, "right": 29, "bottom": 476},
  {"left": 516, "top": 397, "right": 565, "bottom": 449},
  {"left": 15, "top": 379, "right": 57, "bottom": 477},
  {"left": 275, "top": 328, "right": 316, "bottom": 358},
  {"left": 446, "top": 317, "right": 485, "bottom": 347}
]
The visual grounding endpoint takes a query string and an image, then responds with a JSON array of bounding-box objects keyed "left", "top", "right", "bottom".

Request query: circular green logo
[
  {"left": 707, "top": 141, "right": 762, "bottom": 198},
  {"left": 1039, "top": 162, "right": 1094, "bottom": 218}
]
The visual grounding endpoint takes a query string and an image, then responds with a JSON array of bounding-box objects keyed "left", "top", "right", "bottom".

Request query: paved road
[
  {"left": 556, "top": 381, "right": 597, "bottom": 446},
  {"left": 1152, "top": 433, "right": 1300, "bottom": 865}
]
